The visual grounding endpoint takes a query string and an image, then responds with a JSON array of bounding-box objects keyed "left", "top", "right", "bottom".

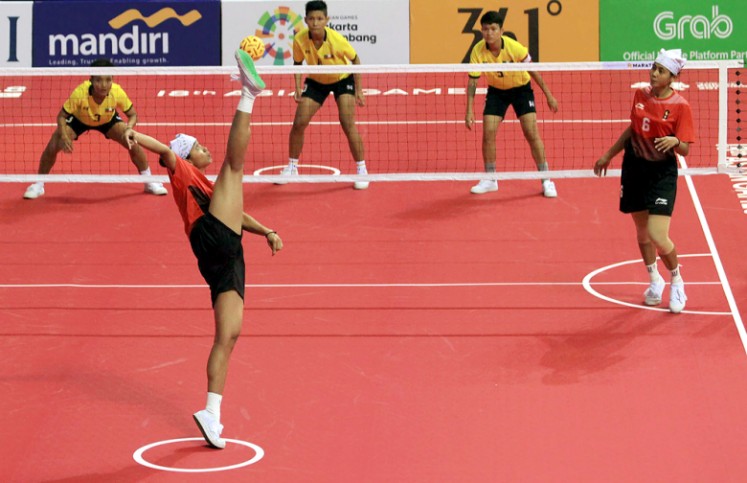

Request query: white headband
[
  {"left": 169, "top": 133, "right": 197, "bottom": 159},
  {"left": 654, "top": 48, "right": 686, "bottom": 76}
]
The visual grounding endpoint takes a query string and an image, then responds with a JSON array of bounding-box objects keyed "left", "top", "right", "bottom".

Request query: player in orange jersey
[
  {"left": 125, "top": 50, "right": 283, "bottom": 449},
  {"left": 594, "top": 48, "right": 695, "bottom": 313}
]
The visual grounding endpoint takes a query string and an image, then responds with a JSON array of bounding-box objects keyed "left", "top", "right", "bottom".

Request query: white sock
[
  {"left": 670, "top": 265, "right": 682, "bottom": 284},
  {"left": 356, "top": 160, "right": 367, "bottom": 173},
  {"left": 139, "top": 168, "right": 151, "bottom": 176},
  {"left": 206, "top": 392, "right": 222, "bottom": 420},
  {"left": 646, "top": 262, "right": 661, "bottom": 283},
  {"left": 288, "top": 158, "right": 299, "bottom": 168},
  {"left": 237, "top": 93, "right": 256, "bottom": 114},
  {"left": 34, "top": 181, "right": 45, "bottom": 188}
]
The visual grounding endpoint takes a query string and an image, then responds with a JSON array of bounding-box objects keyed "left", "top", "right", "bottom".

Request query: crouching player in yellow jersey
[
  {"left": 465, "top": 11, "right": 559, "bottom": 197},
  {"left": 24, "top": 59, "right": 167, "bottom": 199},
  {"left": 279, "top": 0, "right": 369, "bottom": 190}
]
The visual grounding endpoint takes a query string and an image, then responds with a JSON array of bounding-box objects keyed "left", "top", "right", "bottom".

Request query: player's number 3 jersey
[
  {"left": 62, "top": 81, "right": 133, "bottom": 127},
  {"left": 293, "top": 27, "right": 357, "bottom": 85},
  {"left": 468, "top": 36, "right": 531, "bottom": 90}
]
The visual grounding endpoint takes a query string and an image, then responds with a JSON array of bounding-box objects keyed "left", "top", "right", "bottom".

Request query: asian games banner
[{"left": 220, "top": 0, "right": 409, "bottom": 66}]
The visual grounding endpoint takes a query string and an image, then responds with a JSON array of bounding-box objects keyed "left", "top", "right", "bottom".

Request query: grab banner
[
  {"left": 410, "top": 0, "right": 599, "bottom": 63},
  {"left": 600, "top": 0, "right": 746, "bottom": 61}
]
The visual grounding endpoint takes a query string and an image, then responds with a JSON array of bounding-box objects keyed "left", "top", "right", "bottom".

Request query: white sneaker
[
  {"left": 669, "top": 282, "right": 687, "bottom": 314},
  {"left": 470, "top": 179, "right": 498, "bottom": 194},
  {"left": 23, "top": 182, "right": 45, "bottom": 199},
  {"left": 354, "top": 165, "right": 369, "bottom": 190},
  {"left": 542, "top": 180, "right": 557, "bottom": 198},
  {"left": 643, "top": 278, "right": 665, "bottom": 306},
  {"left": 235, "top": 49, "right": 265, "bottom": 95},
  {"left": 275, "top": 165, "right": 298, "bottom": 185},
  {"left": 144, "top": 182, "right": 168, "bottom": 196},
  {"left": 193, "top": 409, "right": 226, "bottom": 449}
]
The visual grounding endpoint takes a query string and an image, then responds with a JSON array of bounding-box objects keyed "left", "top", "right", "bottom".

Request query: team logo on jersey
[
  {"left": 662, "top": 110, "right": 670, "bottom": 120},
  {"left": 635, "top": 103, "right": 645, "bottom": 110}
]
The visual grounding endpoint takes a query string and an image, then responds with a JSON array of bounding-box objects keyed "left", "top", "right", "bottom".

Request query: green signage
[{"left": 600, "top": 1, "right": 746, "bottom": 61}]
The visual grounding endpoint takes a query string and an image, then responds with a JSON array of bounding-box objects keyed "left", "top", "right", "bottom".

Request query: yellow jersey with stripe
[
  {"left": 62, "top": 81, "right": 133, "bottom": 127},
  {"left": 469, "top": 37, "right": 531, "bottom": 90},
  {"left": 293, "top": 27, "right": 357, "bottom": 85}
]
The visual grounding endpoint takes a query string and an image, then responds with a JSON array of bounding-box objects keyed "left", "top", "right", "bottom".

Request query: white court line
[
  {"left": 680, "top": 156, "right": 747, "bottom": 354},
  {"left": 0, "top": 119, "right": 630, "bottom": 129},
  {"left": 0, "top": 281, "right": 724, "bottom": 289},
  {"left": 582, "top": 254, "right": 731, "bottom": 316}
]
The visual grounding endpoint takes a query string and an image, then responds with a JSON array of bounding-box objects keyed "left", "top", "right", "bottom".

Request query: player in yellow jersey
[
  {"left": 465, "top": 11, "right": 559, "bottom": 197},
  {"left": 23, "top": 59, "right": 167, "bottom": 199},
  {"left": 278, "top": 0, "right": 369, "bottom": 190}
]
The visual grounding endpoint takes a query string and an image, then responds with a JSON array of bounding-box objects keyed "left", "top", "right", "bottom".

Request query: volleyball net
[{"left": 0, "top": 60, "right": 743, "bottom": 184}]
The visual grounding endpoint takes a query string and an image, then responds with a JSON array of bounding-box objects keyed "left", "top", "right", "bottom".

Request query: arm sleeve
[
  {"left": 292, "top": 37, "right": 305, "bottom": 63},
  {"left": 61, "top": 89, "right": 79, "bottom": 115},
  {"left": 343, "top": 38, "right": 357, "bottom": 62},
  {"left": 676, "top": 103, "right": 696, "bottom": 143},
  {"left": 116, "top": 85, "right": 134, "bottom": 112}
]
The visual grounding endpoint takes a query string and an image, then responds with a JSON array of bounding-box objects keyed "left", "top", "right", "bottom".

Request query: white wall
[{"left": 0, "top": 1, "right": 33, "bottom": 67}]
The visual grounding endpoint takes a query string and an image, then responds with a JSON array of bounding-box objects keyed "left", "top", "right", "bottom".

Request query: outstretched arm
[
  {"left": 242, "top": 213, "right": 283, "bottom": 255},
  {"left": 124, "top": 128, "right": 177, "bottom": 171},
  {"left": 528, "top": 71, "right": 558, "bottom": 113}
]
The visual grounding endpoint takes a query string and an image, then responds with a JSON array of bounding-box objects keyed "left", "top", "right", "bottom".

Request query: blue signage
[{"left": 33, "top": 1, "right": 220, "bottom": 67}]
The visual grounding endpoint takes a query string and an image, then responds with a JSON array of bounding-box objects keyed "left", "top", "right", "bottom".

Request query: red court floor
[{"left": 1, "top": 170, "right": 747, "bottom": 482}]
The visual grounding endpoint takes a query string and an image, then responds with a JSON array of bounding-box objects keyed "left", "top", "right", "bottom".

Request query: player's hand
[
  {"left": 465, "top": 111, "right": 475, "bottom": 130},
  {"left": 654, "top": 136, "right": 678, "bottom": 153},
  {"left": 293, "top": 90, "right": 303, "bottom": 103},
  {"left": 266, "top": 232, "right": 283, "bottom": 255},
  {"left": 547, "top": 95, "right": 559, "bottom": 113},
  {"left": 60, "top": 134, "right": 74, "bottom": 153},
  {"left": 356, "top": 90, "right": 366, "bottom": 107},
  {"left": 123, "top": 128, "right": 137, "bottom": 150},
  {"left": 593, "top": 157, "right": 610, "bottom": 177}
]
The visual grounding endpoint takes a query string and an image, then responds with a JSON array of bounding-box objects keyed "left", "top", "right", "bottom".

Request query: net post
[{"left": 717, "top": 64, "right": 728, "bottom": 170}]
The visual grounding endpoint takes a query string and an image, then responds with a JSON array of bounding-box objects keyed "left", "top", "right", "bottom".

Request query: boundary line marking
[{"left": 681, "top": 156, "right": 747, "bottom": 354}]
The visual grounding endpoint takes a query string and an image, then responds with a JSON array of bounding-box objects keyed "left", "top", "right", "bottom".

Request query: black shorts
[
  {"left": 619, "top": 145, "right": 678, "bottom": 216},
  {"left": 302, "top": 76, "right": 356, "bottom": 105},
  {"left": 484, "top": 83, "right": 537, "bottom": 118},
  {"left": 189, "top": 213, "right": 245, "bottom": 306},
  {"left": 66, "top": 113, "right": 123, "bottom": 138}
]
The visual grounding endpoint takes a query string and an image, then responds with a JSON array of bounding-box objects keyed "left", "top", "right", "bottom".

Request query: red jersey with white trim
[
  {"left": 167, "top": 155, "right": 214, "bottom": 236},
  {"left": 629, "top": 86, "right": 696, "bottom": 162}
]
